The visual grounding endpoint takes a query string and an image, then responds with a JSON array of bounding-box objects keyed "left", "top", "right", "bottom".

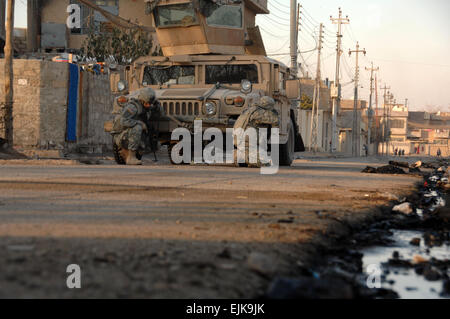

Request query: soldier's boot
[{"left": 126, "top": 150, "right": 142, "bottom": 165}]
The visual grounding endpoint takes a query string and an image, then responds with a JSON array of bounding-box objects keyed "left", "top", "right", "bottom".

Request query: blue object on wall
[{"left": 67, "top": 63, "right": 79, "bottom": 142}]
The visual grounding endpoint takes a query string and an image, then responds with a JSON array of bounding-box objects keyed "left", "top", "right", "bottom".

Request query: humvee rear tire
[{"left": 279, "top": 119, "right": 295, "bottom": 166}]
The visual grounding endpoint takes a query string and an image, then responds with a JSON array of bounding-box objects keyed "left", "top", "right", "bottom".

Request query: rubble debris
[
  {"left": 362, "top": 165, "right": 406, "bottom": 175},
  {"left": 409, "top": 167, "right": 422, "bottom": 174},
  {"left": 389, "top": 161, "right": 410, "bottom": 168},
  {"left": 392, "top": 202, "right": 414, "bottom": 215}
]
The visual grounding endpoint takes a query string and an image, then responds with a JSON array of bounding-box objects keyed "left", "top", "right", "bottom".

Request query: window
[
  {"left": 69, "top": 0, "right": 119, "bottom": 34},
  {"left": 389, "top": 119, "right": 404, "bottom": 129},
  {"left": 205, "top": 64, "right": 258, "bottom": 84},
  {"left": 155, "top": 3, "right": 198, "bottom": 27},
  {"left": 143, "top": 65, "right": 196, "bottom": 86},
  {"left": 69, "top": 0, "right": 91, "bottom": 34},
  {"left": 202, "top": 2, "right": 243, "bottom": 29}
]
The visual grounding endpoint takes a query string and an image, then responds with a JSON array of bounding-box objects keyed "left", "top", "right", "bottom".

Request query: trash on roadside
[
  {"left": 412, "top": 255, "right": 428, "bottom": 264},
  {"left": 409, "top": 238, "right": 421, "bottom": 246},
  {"left": 412, "top": 161, "right": 423, "bottom": 168},
  {"left": 429, "top": 176, "right": 439, "bottom": 183},
  {"left": 392, "top": 202, "right": 414, "bottom": 215}
]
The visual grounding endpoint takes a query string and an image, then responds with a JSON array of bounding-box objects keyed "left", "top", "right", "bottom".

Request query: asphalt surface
[{"left": 0, "top": 155, "right": 420, "bottom": 298}]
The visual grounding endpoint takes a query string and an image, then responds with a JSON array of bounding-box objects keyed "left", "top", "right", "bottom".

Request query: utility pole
[
  {"left": 290, "top": 0, "right": 298, "bottom": 78},
  {"left": 374, "top": 75, "right": 380, "bottom": 155},
  {"left": 365, "top": 62, "right": 379, "bottom": 151},
  {"left": 309, "top": 23, "right": 324, "bottom": 153},
  {"left": 2, "top": 0, "right": 14, "bottom": 146},
  {"left": 330, "top": 8, "right": 349, "bottom": 153},
  {"left": 387, "top": 93, "right": 394, "bottom": 156},
  {"left": 380, "top": 84, "right": 391, "bottom": 156},
  {"left": 0, "top": 0, "right": 6, "bottom": 39},
  {"left": 349, "top": 42, "right": 366, "bottom": 157},
  {"left": 27, "top": 0, "right": 39, "bottom": 52}
]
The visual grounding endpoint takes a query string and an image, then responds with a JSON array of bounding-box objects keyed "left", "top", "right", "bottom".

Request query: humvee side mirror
[{"left": 286, "top": 80, "right": 300, "bottom": 100}]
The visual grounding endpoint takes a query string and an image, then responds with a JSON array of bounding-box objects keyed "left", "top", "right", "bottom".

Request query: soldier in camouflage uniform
[
  {"left": 233, "top": 96, "right": 279, "bottom": 167},
  {"left": 112, "top": 88, "right": 163, "bottom": 165}
]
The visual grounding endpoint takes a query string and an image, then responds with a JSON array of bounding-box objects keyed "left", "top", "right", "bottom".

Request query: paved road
[{"left": 0, "top": 156, "right": 419, "bottom": 298}]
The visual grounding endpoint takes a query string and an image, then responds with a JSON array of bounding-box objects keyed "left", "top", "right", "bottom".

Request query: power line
[
  {"left": 261, "top": 15, "right": 291, "bottom": 28},
  {"left": 272, "top": 0, "right": 290, "bottom": 10},
  {"left": 268, "top": 3, "right": 290, "bottom": 16},
  {"left": 259, "top": 26, "right": 285, "bottom": 38}
]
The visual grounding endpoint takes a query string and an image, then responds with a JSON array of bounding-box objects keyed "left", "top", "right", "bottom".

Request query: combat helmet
[
  {"left": 137, "top": 88, "right": 156, "bottom": 105},
  {"left": 258, "top": 96, "right": 275, "bottom": 110}
]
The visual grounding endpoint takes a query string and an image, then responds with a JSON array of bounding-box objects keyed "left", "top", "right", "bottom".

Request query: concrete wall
[
  {"left": 0, "top": 59, "right": 68, "bottom": 149},
  {"left": 299, "top": 109, "right": 333, "bottom": 152}
]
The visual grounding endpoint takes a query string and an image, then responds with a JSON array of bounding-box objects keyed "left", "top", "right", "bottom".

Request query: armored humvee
[{"left": 107, "top": 0, "right": 305, "bottom": 165}]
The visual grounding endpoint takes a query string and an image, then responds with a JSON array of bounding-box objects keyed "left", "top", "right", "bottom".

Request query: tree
[{"left": 80, "top": 26, "right": 157, "bottom": 64}]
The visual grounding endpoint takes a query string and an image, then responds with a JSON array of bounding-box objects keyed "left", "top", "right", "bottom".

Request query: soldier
[
  {"left": 112, "top": 88, "right": 161, "bottom": 165},
  {"left": 233, "top": 96, "right": 279, "bottom": 167}
]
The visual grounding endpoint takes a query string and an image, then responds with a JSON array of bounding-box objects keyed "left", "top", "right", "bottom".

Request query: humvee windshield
[
  {"left": 205, "top": 64, "right": 258, "bottom": 84},
  {"left": 143, "top": 65, "right": 195, "bottom": 86},
  {"left": 202, "top": 2, "right": 243, "bottom": 28},
  {"left": 155, "top": 3, "right": 197, "bottom": 27}
]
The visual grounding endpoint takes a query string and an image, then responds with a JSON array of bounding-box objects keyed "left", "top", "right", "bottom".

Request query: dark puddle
[
  {"left": 265, "top": 159, "right": 449, "bottom": 299},
  {"left": 362, "top": 229, "right": 449, "bottom": 299}
]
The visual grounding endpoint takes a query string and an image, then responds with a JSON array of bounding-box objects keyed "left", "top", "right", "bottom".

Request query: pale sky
[{"left": 12, "top": 0, "right": 450, "bottom": 112}]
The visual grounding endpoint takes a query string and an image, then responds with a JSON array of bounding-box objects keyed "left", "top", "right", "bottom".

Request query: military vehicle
[{"left": 107, "top": 0, "right": 305, "bottom": 166}]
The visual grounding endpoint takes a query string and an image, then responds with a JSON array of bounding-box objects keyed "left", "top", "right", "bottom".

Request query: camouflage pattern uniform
[
  {"left": 233, "top": 96, "right": 279, "bottom": 167},
  {"left": 112, "top": 100, "right": 148, "bottom": 152},
  {"left": 111, "top": 88, "right": 163, "bottom": 165}
]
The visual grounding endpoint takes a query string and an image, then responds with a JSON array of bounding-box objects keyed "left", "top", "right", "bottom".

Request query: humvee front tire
[{"left": 279, "top": 118, "right": 295, "bottom": 166}]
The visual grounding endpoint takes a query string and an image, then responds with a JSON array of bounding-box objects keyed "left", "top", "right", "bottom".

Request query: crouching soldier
[
  {"left": 112, "top": 88, "right": 161, "bottom": 165},
  {"left": 233, "top": 96, "right": 279, "bottom": 167}
]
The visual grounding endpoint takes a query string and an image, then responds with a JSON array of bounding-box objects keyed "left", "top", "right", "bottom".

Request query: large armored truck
[{"left": 107, "top": 0, "right": 305, "bottom": 165}]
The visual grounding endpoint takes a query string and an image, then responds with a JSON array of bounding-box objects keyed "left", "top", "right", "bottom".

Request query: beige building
[
  {"left": 298, "top": 79, "right": 333, "bottom": 152},
  {"left": 407, "top": 111, "right": 450, "bottom": 156},
  {"left": 337, "top": 99, "right": 368, "bottom": 156},
  {"left": 37, "top": 0, "right": 154, "bottom": 51}
]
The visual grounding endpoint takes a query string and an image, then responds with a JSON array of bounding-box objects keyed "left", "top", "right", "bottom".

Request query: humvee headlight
[
  {"left": 240, "top": 80, "right": 252, "bottom": 94},
  {"left": 117, "top": 80, "right": 127, "bottom": 92},
  {"left": 205, "top": 102, "right": 217, "bottom": 115}
]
